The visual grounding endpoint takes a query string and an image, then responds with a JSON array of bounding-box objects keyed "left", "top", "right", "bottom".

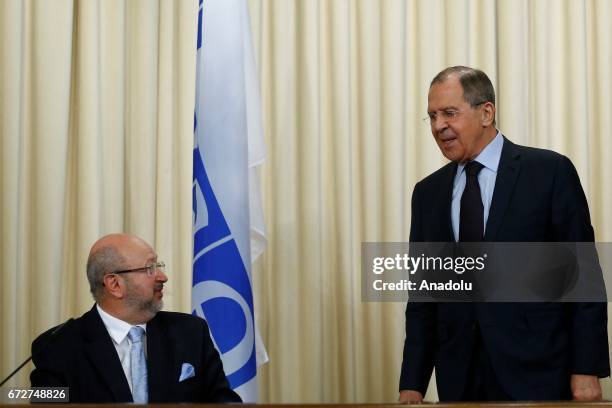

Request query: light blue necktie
[{"left": 128, "top": 326, "right": 148, "bottom": 404}]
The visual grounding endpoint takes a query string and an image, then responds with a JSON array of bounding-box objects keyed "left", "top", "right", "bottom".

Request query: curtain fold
[
  {"left": 1, "top": 0, "right": 611, "bottom": 403},
  {"left": 248, "top": 0, "right": 612, "bottom": 402},
  {"left": 0, "top": 0, "right": 196, "bottom": 388}
]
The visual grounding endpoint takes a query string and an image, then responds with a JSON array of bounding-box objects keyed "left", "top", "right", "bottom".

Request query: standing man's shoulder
[
  {"left": 506, "top": 139, "right": 575, "bottom": 168},
  {"left": 502, "top": 138, "right": 583, "bottom": 183},
  {"left": 415, "top": 161, "right": 457, "bottom": 190}
]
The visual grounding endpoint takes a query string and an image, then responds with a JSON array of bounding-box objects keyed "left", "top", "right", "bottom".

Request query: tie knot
[
  {"left": 128, "top": 326, "right": 145, "bottom": 343},
  {"left": 465, "top": 161, "right": 484, "bottom": 177}
]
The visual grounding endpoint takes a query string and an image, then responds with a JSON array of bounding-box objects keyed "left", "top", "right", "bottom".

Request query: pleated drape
[
  {"left": 1, "top": 0, "right": 611, "bottom": 403},
  {"left": 248, "top": 0, "right": 612, "bottom": 402},
  {"left": 0, "top": 0, "right": 196, "bottom": 388}
]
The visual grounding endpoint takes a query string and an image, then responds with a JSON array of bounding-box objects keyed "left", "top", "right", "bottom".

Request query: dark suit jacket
[
  {"left": 30, "top": 305, "right": 241, "bottom": 403},
  {"left": 399, "top": 137, "right": 610, "bottom": 401}
]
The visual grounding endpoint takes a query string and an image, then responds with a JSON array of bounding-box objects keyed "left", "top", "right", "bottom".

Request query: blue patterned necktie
[{"left": 128, "top": 326, "right": 148, "bottom": 404}]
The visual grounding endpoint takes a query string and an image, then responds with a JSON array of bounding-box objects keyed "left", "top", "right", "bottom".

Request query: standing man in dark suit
[
  {"left": 30, "top": 233, "right": 241, "bottom": 403},
  {"left": 398, "top": 66, "right": 609, "bottom": 402}
]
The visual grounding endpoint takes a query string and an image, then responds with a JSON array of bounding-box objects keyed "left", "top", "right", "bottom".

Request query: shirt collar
[
  {"left": 457, "top": 131, "right": 503, "bottom": 174},
  {"left": 96, "top": 303, "right": 147, "bottom": 345}
]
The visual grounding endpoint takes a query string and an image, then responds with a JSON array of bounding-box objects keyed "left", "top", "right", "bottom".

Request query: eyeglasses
[
  {"left": 113, "top": 261, "right": 166, "bottom": 277},
  {"left": 423, "top": 101, "right": 486, "bottom": 124}
]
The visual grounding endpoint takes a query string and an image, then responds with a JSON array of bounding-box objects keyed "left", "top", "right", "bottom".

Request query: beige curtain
[
  {"left": 248, "top": 0, "right": 612, "bottom": 403},
  {"left": 0, "top": 0, "right": 197, "bottom": 389},
  {"left": 1, "top": 0, "right": 612, "bottom": 404}
]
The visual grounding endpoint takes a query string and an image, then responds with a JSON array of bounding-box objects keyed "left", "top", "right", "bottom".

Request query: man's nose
[
  {"left": 431, "top": 115, "right": 448, "bottom": 132},
  {"left": 156, "top": 269, "right": 168, "bottom": 283}
]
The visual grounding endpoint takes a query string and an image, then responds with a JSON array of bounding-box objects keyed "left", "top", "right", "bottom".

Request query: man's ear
[
  {"left": 482, "top": 102, "right": 496, "bottom": 127},
  {"left": 103, "top": 274, "right": 124, "bottom": 299}
]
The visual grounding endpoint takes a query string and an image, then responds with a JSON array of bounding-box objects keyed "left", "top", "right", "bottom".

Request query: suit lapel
[
  {"left": 432, "top": 162, "right": 458, "bottom": 242},
  {"left": 146, "top": 314, "right": 175, "bottom": 402},
  {"left": 82, "top": 306, "right": 133, "bottom": 402},
  {"left": 440, "top": 162, "right": 457, "bottom": 242},
  {"left": 484, "top": 137, "right": 521, "bottom": 241}
]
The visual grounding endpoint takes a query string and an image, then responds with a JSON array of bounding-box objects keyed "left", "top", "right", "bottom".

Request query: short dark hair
[
  {"left": 86, "top": 246, "right": 125, "bottom": 301},
  {"left": 431, "top": 66, "right": 496, "bottom": 108}
]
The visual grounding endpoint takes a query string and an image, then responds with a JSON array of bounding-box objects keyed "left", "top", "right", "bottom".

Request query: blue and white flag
[{"left": 192, "top": 0, "right": 267, "bottom": 402}]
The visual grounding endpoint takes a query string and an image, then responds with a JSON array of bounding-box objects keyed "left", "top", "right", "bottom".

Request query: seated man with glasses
[{"left": 30, "top": 233, "right": 241, "bottom": 403}]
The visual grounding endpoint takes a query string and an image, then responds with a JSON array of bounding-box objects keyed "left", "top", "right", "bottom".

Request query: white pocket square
[{"left": 179, "top": 362, "right": 195, "bottom": 382}]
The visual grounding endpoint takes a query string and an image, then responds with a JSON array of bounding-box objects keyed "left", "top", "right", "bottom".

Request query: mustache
[{"left": 154, "top": 283, "right": 164, "bottom": 291}]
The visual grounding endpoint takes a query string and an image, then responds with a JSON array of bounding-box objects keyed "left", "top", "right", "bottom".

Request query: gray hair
[
  {"left": 86, "top": 246, "right": 125, "bottom": 301},
  {"left": 431, "top": 66, "right": 496, "bottom": 108}
]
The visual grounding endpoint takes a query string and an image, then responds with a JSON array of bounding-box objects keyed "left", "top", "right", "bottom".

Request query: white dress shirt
[{"left": 96, "top": 304, "right": 147, "bottom": 394}]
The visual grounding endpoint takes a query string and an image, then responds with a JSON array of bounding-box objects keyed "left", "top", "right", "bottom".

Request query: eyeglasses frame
[
  {"left": 111, "top": 261, "right": 166, "bottom": 277},
  {"left": 423, "top": 101, "right": 488, "bottom": 124}
]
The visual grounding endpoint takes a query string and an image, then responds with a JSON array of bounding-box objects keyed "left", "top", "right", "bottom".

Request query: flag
[{"left": 192, "top": 0, "right": 268, "bottom": 402}]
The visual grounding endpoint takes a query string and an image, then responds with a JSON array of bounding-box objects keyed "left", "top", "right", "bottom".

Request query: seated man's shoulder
[
  {"left": 32, "top": 318, "right": 80, "bottom": 353},
  {"left": 154, "top": 311, "right": 208, "bottom": 330}
]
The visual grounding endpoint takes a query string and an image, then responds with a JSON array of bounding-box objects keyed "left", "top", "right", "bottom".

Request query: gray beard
[{"left": 124, "top": 281, "right": 163, "bottom": 319}]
